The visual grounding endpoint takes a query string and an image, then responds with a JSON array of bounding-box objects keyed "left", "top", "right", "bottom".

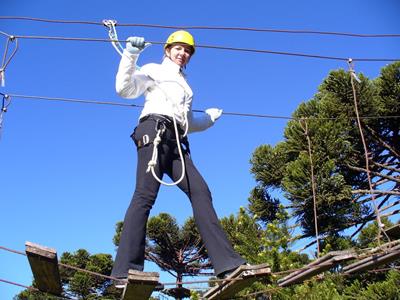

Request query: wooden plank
[
  {"left": 203, "top": 263, "right": 271, "bottom": 300},
  {"left": 277, "top": 250, "right": 356, "bottom": 287},
  {"left": 278, "top": 251, "right": 356, "bottom": 287},
  {"left": 25, "top": 241, "right": 62, "bottom": 295},
  {"left": 122, "top": 269, "right": 160, "bottom": 300},
  {"left": 343, "top": 244, "right": 400, "bottom": 274}
]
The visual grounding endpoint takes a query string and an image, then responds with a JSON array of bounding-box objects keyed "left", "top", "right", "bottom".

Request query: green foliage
[
  {"left": 14, "top": 250, "right": 120, "bottom": 300},
  {"left": 59, "top": 249, "right": 119, "bottom": 299},
  {"left": 146, "top": 213, "right": 211, "bottom": 277},
  {"left": 221, "top": 207, "right": 309, "bottom": 276},
  {"left": 248, "top": 186, "right": 281, "bottom": 224},
  {"left": 221, "top": 207, "right": 263, "bottom": 263},
  {"left": 279, "top": 278, "right": 342, "bottom": 300},
  {"left": 268, "top": 271, "right": 400, "bottom": 299},
  {"left": 190, "top": 289, "right": 201, "bottom": 300},
  {"left": 343, "top": 270, "right": 400, "bottom": 299},
  {"left": 112, "top": 221, "right": 123, "bottom": 246},
  {"left": 356, "top": 217, "right": 394, "bottom": 249},
  {"left": 13, "top": 286, "right": 60, "bottom": 300},
  {"left": 319, "top": 235, "right": 355, "bottom": 255},
  {"left": 249, "top": 62, "right": 400, "bottom": 241}
]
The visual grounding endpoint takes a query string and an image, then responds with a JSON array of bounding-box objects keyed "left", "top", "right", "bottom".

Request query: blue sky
[{"left": 0, "top": 0, "right": 399, "bottom": 298}]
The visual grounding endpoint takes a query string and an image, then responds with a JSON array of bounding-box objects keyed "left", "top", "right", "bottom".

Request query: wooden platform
[
  {"left": 343, "top": 242, "right": 400, "bottom": 274},
  {"left": 278, "top": 250, "right": 357, "bottom": 287},
  {"left": 203, "top": 263, "right": 271, "bottom": 300},
  {"left": 25, "top": 241, "right": 160, "bottom": 300},
  {"left": 25, "top": 241, "right": 62, "bottom": 296},
  {"left": 122, "top": 269, "right": 160, "bottom": 300}
]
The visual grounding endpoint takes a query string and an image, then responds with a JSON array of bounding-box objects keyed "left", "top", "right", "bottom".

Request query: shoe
[
  {"left": 154, "top": 282, "right": 164, "bottom": 291},
  {"left": 114, "top": 278, "right": 128, "bottom": 289},
  {"left": 217, "top": 263, "right": 253, "bottom": 279},
  {"left": 114, "top": 278, "right": 163, "bottom": 290}
]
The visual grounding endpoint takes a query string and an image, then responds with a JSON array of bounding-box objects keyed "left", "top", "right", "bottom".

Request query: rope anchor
[{"left": 1, "top": 36, "right": 19, "bottom": 87}]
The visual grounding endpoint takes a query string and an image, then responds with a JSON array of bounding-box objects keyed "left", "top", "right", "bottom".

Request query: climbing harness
[{"left": 104, "top": 21, "right": 189, "bottom": 186}]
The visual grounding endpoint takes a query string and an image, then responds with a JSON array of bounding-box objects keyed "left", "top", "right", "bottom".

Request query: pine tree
[
  {"left": 114, "top": 213, "right": 212, "bottom": 299},
  {"left": 249, "top": 62, "right": 400, "bottom": 243}
]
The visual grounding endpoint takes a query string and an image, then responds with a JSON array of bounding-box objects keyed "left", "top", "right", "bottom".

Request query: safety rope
[
  {"left": 4, "top": 92, "right": 400, "bottom": 121},
  {"left": 347, "top": 59, "right": 391, "bottom": 245},
  {"left": 2, "top": 16, "right": 400, "bottom": 38},
  {"left": 299, "top": 118, "right": 320, "bottom": 257},
  {"left": 0, "top": 35, "right": 18, "bottom": 87},
  {"left": 1, "top": 28, "right": 399, "bottom": 62},
  {"left": 104, "top": 21, "right": 188, "bottom": 186}
]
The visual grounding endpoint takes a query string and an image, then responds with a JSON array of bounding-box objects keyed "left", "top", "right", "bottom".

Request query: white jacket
[{"left": 116, "top": 50, "right": 215, "bottom": 133}]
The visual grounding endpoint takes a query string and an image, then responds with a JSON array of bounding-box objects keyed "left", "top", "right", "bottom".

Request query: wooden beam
[
  {"left": 25, "top": 241, "right": 62, "bottom": 295},
  {"left": 203, "top": 263, "right": 271, "bottom": 300},
  {"left": 343, "top": 244, "right": 400, "bottom": 274},
  {"left": 278, "top": 250, "right": 357, "bottom": 287},
  {"left": 122, "top": 269, "right": 160, "bottom": 300}
]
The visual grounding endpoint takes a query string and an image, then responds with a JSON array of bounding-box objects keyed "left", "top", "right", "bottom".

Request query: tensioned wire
[
  {"left": 0, "top": 30, "right": 399, "bottom": 62},
  {"left": 3, "top": 93, "right": 400, "bottom": 121},
  {"left": 1, "top": 16, "right": 400, "bottom": 38}
]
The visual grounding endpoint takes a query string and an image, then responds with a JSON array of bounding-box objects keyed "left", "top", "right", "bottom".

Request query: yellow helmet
[{"left": 164, "top": 30, "right": 195, "bottom": 54}]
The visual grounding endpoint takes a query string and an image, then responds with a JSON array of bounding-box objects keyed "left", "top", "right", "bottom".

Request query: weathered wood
[
  {"left": 203, "top": 263, "right": 271, "bottom": 300},
  {"left": 278, "top": 250, "right": 357, "bottom": 287},
  {"left": 122, "top": 269, "right": 160, "bottom": 300},
  {"left": 343, "top": 244, "right": 400, "bottom": 274},
  {"left": 25, "top": 241, "right": 62, "bottom": 295}
]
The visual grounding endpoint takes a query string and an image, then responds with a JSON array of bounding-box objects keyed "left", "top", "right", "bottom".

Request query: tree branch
[
  {"left": 379, "top": 199, "right": 400, "bottom": 213},
  {"left": 347, "top": 164, "right": 400, "bottom": 184},
  {"left": 381, "top": 210, "right": 400, "bottom": 218},
  {"left": 356, "top": 192, "right": 387, "bottom": 205},
  {"left": 352, "top": 189, "right": 400, "bottom": 196},
  {"left": 364, "top": 124, "right": 400, "bottom": 158},
  {"left": 371, "top": 161, "right": 400, "bottom": 173}
]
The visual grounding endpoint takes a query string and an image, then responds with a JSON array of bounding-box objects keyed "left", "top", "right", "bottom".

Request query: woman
[{"left": 111, "top": 30, "right": 245, "bottom": 281}]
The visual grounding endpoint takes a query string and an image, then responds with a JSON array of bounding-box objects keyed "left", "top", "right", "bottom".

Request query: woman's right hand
[{"left": 126, "top": 36, "right": 146, "bottom": 54}]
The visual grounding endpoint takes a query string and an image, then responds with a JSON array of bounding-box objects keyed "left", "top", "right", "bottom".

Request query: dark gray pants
[{"left": 111, "top": 118, "right": 245, "bottom": 278}]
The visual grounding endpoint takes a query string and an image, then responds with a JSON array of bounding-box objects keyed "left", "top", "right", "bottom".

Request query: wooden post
[
  {"left": 25, "top": 241, "right": 62, "bottom": 295},
  {"left": 122, "top": 269, "right": 160, "bottom": 300}
]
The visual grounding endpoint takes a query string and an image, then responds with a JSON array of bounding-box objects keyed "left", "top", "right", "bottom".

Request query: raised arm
[{"left": 115, "top": 37, "right": 154, "bottom": 99}]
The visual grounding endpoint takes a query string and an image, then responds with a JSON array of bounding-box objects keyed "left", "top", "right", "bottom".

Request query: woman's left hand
[{"left": 205, "top": 108, "right": 223, "bottom": 122}]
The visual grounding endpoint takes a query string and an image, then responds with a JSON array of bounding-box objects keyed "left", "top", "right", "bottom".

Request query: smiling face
[{"left": 165, "top": 43, "right": 193, "bottom": 67}]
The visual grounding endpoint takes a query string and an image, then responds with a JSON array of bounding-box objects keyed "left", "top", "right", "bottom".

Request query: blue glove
[{"left": 126, "top": 36, "right": 146, "bottom": 54}]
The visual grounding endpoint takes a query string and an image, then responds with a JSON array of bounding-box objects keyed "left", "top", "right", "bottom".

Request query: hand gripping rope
[{"left": 104, "top": 20, "right": 188, "bottom": 186}]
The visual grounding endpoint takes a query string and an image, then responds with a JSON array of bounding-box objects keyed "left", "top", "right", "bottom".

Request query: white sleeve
[
  {"left": 115, "top": 50, "right": 154, "bottom": 99},
  {"left": 187, "top": 110, "right": 214, "bottom": 133}
]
